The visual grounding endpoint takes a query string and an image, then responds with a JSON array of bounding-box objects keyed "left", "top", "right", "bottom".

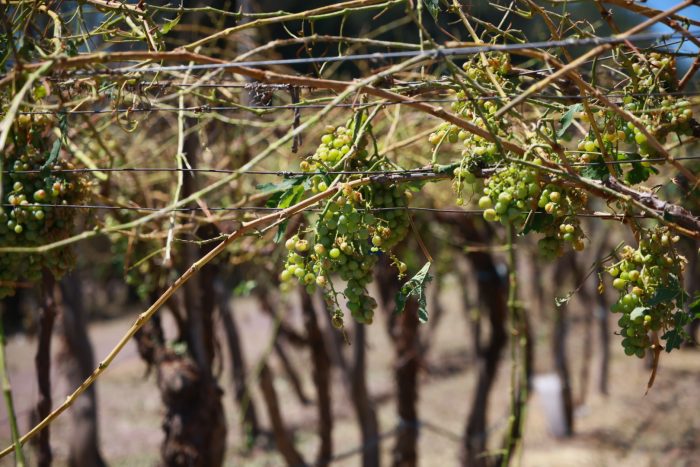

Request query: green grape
[
  {"left": 279, "top": 119, "right": 410, "bottom": 325},
  {"left": 605, "top": 227, "right": 687, "bottom": 358},
  {"left": 0, "top": 114, "right": 89, "bottom": 297}
]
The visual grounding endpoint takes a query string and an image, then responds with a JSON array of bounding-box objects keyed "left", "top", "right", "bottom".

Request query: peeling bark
[
  {"left": 300, "top": 290, "right": 333, "bottom": 465},
  {"left": 259, "top": 363, "right": 306, "bottom": 467},
  {"left": 58, "top": 274, "right": 106, "bottom": 467},
  {"left": 34, "top": 272, "right": 56, "bottom": 467},
  {"left": 217, "top": 279, "right": 261, "bottom": 442}
]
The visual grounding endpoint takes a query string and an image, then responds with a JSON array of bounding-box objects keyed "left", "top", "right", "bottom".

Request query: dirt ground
[{"left": 0, "top": 278, "right": 698, "bottom": 467}]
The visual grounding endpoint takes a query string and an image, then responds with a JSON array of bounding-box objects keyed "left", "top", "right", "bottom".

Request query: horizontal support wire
[
  {"left": 42, "top": 36, "right": 695, "bottom": 87},
  {"left": 6, "top": 155, "right": 700, "bottom": 175},
  {"left": 15, "top": 89, "right": 700, "bottom": 115},
  {"left": 0, "top": 203, "right": 654, "bottom": 219},
  {"left": 80, "top": 30, "right": 700, "bottom": 75}
]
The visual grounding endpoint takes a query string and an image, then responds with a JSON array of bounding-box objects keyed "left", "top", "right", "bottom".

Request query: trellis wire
[
  {"left": 0, "top": 203, "right": 654, "bottom": 219},
  {"left": 6, "top": 155, "right": 700, "bottom": 175},
  {"left": 82, "top": 30, "right": 700, "bottom": 75},
  {"left": 43, "top": 35, "right": 696, "bottom": 88},
  {"left": 14, "top": 88, "right": 700, "bottom": 116}
]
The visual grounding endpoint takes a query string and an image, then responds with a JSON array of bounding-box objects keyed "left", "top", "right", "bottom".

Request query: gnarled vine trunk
[
  {"left": 300, "top": 290, "right": 333, "bottom": 465},
  {"left": 216, "top": 278, "right": 261, "bottom": 442},
  {"left": 58, "top": 273, "right": 106, "bottom": 467},
  {"left": 34, "top": 272, "right": 56, "bottom": 467},
  {"left": 376, "top": 254, "right": 421, "bottom": 467}
]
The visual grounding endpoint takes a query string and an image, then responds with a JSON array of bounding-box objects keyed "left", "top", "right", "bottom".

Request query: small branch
[
  {"left": 0, "top": 310, "right": 25, "bottom": 466},
  {"left": 181, "top": 0, "right": 402, "bottom": 51}
]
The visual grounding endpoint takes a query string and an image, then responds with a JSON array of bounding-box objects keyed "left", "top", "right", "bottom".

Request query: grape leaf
[
  {"left": 423, "top": 0, "right": 440, "bottom": 21},
  {"left": 521, "top": 209, "right": 552, "bottom": 235},
  {"left": 661, "top": 329, "right": 683, "bottom": 352},
  {"left": 41, "top": 112, "right": 68, "bottom": 173},
  {"left": 271, "top": 184, "right": 306, "bottom": 243},
  {"left": 580, "top": 156, "right": 610, "bottom": 181},
  {"left": 159, "top": 15, "right": 182, "bottom": 35},
  {"left": 395, "top": 261, "right": 432, "bottom": 323},
  {"left": 255, "top": 177, "right": 305, "bottom": 198},
  {"left": 233, "top": 280, "right": 257, "bottom": 297},
  {"left": 647, "top": 275, "right": 682, "bottom": 306},
  {"left": 625, "top": 159, "right": 658, "bottom": 185},
  {"left": 690, "top": 293, "right": 700, "bottom": 318},
  {"left": 557, "top": 103, "right": 582, "bottom": 138}
]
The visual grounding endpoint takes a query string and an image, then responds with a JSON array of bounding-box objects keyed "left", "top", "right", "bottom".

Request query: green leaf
[
  {"left": 394, "top": 262, "right": 432, "bottom": 323},
  {"left": 661, "top": 329, "right": 683, "bottom": 352},
  {"left": 270, "top": 184, "right": 305, "bottom": 243},
  {"left": 233, "top": 280, "right": 257, "bottom": 297},
  {"left": 273, "top": 222, "right": 288, "bottom": 243},
  {"left": 673, "top": 310, "right": 692, "bottom": 328},
  {"left": 41, "top": 112, "right": 68, "bottom": 172},
  {"left": 647, "top": 276, "right": 682, "bottom": 306},
  {"left": 521, "top": 209, "right": 552, "bottom": 235},
  {"left": 689, "top": 293, "right": 700, "bottom": 318},
  {"left": 422, "top": 0, "right": 440, "bottom": 21},
  {"left": 624, "top": 158, "right": 658, "bottom": 185},
  {"left": 277, "top": 184, "right": 305, "bottom": 209},
  {"left": 580, "top": 156, "right": 610, "bottom": 181},
  {"left": 257, "top": 176, "right": 305, "bottom": 197},
  {"left": 159, "top": 15, "right": 181, "bottom": 35},
  {"left": 557, "top": 103, "right": 582, "bottom": 138},
  {"left": 33, "top": 85, "right": 47, "bottom": 100}
]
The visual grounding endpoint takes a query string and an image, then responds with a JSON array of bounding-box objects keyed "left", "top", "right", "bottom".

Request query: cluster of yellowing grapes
[
  {"left": 571, "top": 53, "right": 693, "bottom": 182},
  {"left": 606, "top": 228, "right": 686, "bottom": 358},
  {"left": 280, "top": 183, "right": 409, "bottom": 325},
  {"left": 429, "top": 54, "right": 514, "bottom": 198},
  {"left": 0, "top": 115, "right": 88, "bottom": 298},
  {"left": 280, "top": 118, "right": 410, "bottom": 325},
  {"left": 301, "top": 121, "right": 369, "bottom": 173}
]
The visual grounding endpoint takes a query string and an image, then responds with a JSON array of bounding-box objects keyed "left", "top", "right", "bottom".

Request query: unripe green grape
[
  {"left": 634, "top": 132, "right": 647, "bottom": 145},
  {"left": 478, "top": 196, "right": 492, "bottom": 209},
  {"left": 613, "top": 278, "right": 627, "bottom": 290},
  {"left": 483, "top": 209, "right": 497, "bottom": 222},
  {"left": 280, "top": 270, "right": 293, "bottom": 281}
]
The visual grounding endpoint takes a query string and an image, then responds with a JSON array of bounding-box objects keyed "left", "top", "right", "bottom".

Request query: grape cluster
[
  {"left": 477, "top": 162, "right": 587, "bottom": 257},
  {"left": 279, "top": 183, "right": 409, "bottom": 325},
  {"left": 301, "top": 121, "right": 369, "bottom": 173},
  {"left": 566, "top": 52, "right": 695, "bottom": 185},
  {"left": 478, "top": 163, "right": 539, "bottom": 226},
  {"left": 606, "top": 228, "right": 686, "bottom": 358},
  {"left": 0, "top": 115, "right": 88, "bottom": 298},
  {"left": 429, "top": 54, "right": 514, "bottom": 200},
  {"left": 534, "top": 184, "right": 587, "bottom": 258},
  {"left": 629, "top": 52, "right": 677, "bottom": 93}
]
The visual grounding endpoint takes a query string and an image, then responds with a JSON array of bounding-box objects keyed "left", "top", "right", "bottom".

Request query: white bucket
[{"left": 533, "top": 373, "right": 568, "bottom": 438}]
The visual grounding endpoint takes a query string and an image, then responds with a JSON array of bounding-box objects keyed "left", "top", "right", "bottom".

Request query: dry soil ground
[{"left": 0, "top": 280, "right": 698, "bottom": 467}]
